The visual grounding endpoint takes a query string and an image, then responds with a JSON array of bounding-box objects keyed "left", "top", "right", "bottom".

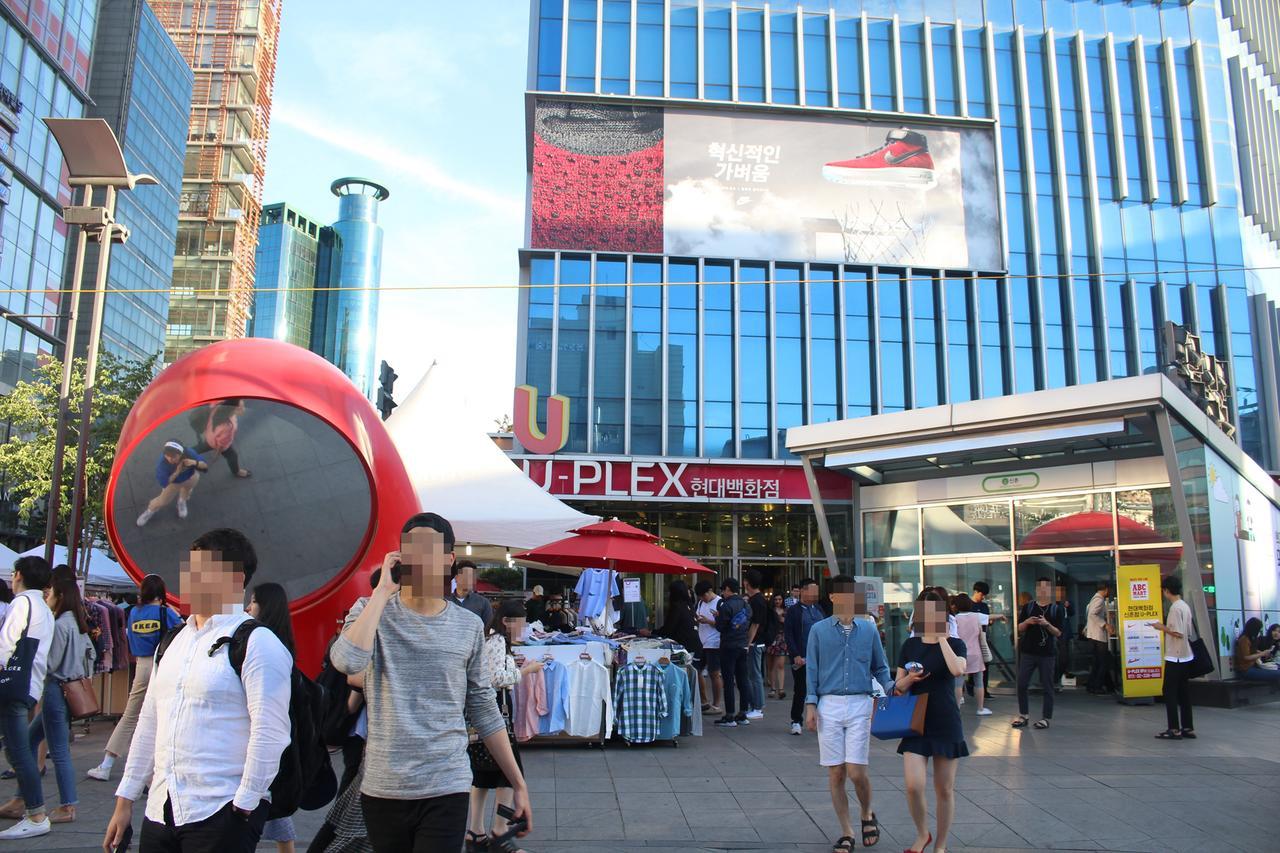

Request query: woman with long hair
[
  {"left": 87, "top": 574, "right": 180, "bottom": 782},
  {"left": 894, "top": 588, "right": 969, "bottom": 853},
  {"left": 466, "top": 599, "right": 541, "bottom": 853},
  {"left": 1236, "top": 617, "right": 1280, "bottom": 683},
  {"left": 192, "top": 398, "right": 251, "bottom": 478},
  {"left": 247, "top": 582, "right": 297, "bottom": 852},
  {"left": 7, "top": 577, "right": 96, "bottom": 825},
  {"left": 655, "top": 580, "right": 702, "bottom": 654},
  {"left": 766, "top": 593, "right": 789, "bottom": 699}
]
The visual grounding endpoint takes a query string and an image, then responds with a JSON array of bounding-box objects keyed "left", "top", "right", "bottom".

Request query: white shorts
[{"left": 816, "top": 694, "right": 875, "bottom": 767}]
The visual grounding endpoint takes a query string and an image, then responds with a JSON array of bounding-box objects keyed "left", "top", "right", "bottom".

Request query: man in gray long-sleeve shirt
[{"left": 331, "top": 512, "right": 532, "bottom": 852}]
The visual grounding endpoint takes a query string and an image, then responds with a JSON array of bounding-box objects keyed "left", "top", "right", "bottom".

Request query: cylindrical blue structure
[{"left": 316, "top": 178, "right": 389, "bottom": 399}]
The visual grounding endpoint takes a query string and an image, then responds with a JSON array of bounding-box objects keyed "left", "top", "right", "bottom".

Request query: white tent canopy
[
  {"left": 386, "top": 362, "right": 597, "bottom": 550},
  {"left": 0, "top": 542, "right": 17, "bottom": 570},
  {"left": 10, "top": 543, "right": 136, "bottom": 590}
]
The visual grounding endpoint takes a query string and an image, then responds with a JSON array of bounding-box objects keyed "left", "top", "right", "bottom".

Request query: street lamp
[{"left": 42, "top": 118, "right": 156, "bottom": 574}]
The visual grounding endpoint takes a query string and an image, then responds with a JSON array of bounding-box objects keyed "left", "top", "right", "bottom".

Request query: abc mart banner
[{"left": 530, "top": 99, "right": 1002, "bottom": 270}]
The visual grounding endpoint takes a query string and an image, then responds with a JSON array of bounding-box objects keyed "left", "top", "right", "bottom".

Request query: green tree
[{"left": 0, "top": 353, "right": 157, "bottom": 556}]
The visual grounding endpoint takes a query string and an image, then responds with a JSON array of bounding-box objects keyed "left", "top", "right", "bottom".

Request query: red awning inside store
[
  {"left": 514, "top": 522, "right": 712, "bottom": 575},
  {"left": 1020, "top": 512, "right": 1182, "bottom": 563}
]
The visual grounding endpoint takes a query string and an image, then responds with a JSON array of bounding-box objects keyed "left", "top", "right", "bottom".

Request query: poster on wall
[
  {"left": 529, "top": 100, "right": 1003, "bottom": 269},
  {"left": 1206, "top": 449, "right": 1280, "bottom": 628},
  {"left": 1117, "top": 564, "right": 1164, "bottom": 700}
]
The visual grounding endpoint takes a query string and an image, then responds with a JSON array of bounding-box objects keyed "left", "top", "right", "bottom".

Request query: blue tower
[{"left": 313, "top": 178, "right": 389, "bottom": 398}]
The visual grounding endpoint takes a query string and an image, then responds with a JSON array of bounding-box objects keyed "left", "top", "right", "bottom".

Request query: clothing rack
[{"left": 517, "top": 642, "right": 612, "bottom": 747}]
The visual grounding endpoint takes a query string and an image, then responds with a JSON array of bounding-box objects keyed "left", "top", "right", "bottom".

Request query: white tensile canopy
[
  {"left": 386, "top": 363, "right": 597, "bottom": 550},
  {"left": 10, "top": 543, "right": 137, "bottom": 591}
]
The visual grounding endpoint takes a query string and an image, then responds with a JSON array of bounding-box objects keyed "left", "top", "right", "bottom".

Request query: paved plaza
[{"left": 17, "top": 691, "right": 1280, "bottom": 852}]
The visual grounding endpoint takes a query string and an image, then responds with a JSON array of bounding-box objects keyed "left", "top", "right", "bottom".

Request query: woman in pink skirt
[{"left": 952, "top": 594, "right": 992, "bottom": 716}]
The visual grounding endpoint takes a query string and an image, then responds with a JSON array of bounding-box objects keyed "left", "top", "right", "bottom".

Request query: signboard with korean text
[
  {"left": 1117, "top": 564, "right": 1165, "bottom": 699},
  {"left": 517, "top": 457, "right": 851, "bottom": 504}
]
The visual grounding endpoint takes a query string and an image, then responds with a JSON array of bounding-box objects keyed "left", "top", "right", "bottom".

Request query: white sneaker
[
  {"left": 0, "top": 817, "right": 51, "bottom": 839},
  {"left": 976, "top": 707, "right": 993, "bottom": 716},
  {"left": 745, "top": 709, "right": 764, "bottom": 720},
  {"left": 790, "top": 722, "right": 803, "bottom": 735},
  {"left": 176, "top": 498, "right": 188, "bottom": 519},
  {"left": 136, "top": 509, "right": 155, "bottom": 527},
  {"left": 86, "top": 765, "right": 111, "bottom": 781}
]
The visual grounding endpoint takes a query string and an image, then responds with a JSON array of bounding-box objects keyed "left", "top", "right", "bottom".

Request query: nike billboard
[{"left": 530, "top": 100, "right": 1003, "bottom": 270}]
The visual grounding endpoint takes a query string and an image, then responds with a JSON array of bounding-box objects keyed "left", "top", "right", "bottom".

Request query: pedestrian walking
[
  {"left": 694, "top": 581, "right": 723, "bottom": 716},
  {"left": 1084, "top": 582, "right": 1116, "bottom": 694},
  {"left": 0, "top": 556, "right": 55, "bottom": 840},
  {"left": 804, "top": 576, "right": 893, "bottom": 851},
  {"left": 88, "top": 574, "right": 181, "bottom": 782},
  {"left": 1150, "top": 575, "right": 1197, "bottom": 739},
  {"left": 951, "top": 594, "right": 991, "bottom": 716},
  {"left": 1012, "top": 577, "right": 1065, "bottom": 730},
  {"left": 713, "top": 578, "right": 752, "bottom": 728},
  {"left": 246, "top": 582, "right": 299, "bottom": 853},
  {"left": 466, "top": 600, "right": 541, "bottom": 853},
  {"left": 329, "top": 512, "right": 530, "bottom": 852},
  {"left": 103, "top": 528, "right": 293, "bottom": 853},
  {"left": 894, "top": 589, "right": 969, "bottom": 853},
  {"left": 785, "top": 578, "right": 825, "bottom": 736},
  {"left": 766, "top": 594, "right": 789, "bottom": 699},
  {"left": 448, "top": 560, "right": 494, "bottom": 626},
  {"left": 742, "top": 570, "right": 769, "bottom": 719}
]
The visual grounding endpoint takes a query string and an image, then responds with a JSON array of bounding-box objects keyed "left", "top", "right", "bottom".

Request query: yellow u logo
[{"left": 513, "top": 385, "right": 570, "bottom": 454}]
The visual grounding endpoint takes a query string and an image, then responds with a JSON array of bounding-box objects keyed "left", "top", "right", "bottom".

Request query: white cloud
[{"left": 272, "top": 102, "right": 524, "bottom": 218}]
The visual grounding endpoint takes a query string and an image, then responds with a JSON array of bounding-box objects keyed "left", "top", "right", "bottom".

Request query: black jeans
[
  {"left": 1163, "top": 660, "right": 1195, "bottom": 731},
  {"left": 719, "top": 645, "right": 750, "bottom": 718},
  {"left": 1087, "top": 640, "right": 1111, "bottom": 692},
  {"left": 1016, "top": 652, "right": 1056, "bottom": 719},
  {"left": 193, "top": 439, "right": 241, "bottom": 475},
  {"left": 790, "top": 665, "right": 807, "bottom": 724},
  {"left": 140, "top": 798, "right": 269, "bottom": 853},
  {"left": 338, "top": 735, "right": 365, "bottom": 796},
  {"left": 361, "top": 792, "right": 469, "bottom": 853}
]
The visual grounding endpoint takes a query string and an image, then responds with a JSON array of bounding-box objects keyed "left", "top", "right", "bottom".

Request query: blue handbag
[
  {"left": 0, "top": 598, "right": 39, "bottom": 704},
  {"left": 869, "top": 692, "right": 929, "bottom": 740}
]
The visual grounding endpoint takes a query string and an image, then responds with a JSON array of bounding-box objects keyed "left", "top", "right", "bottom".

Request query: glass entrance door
[
  {"left": 1016, "top": 551, "right": 1115, "bottom": 685},
  {"left": 924, "top": 558, "right": 1016, "bottom": 681}
]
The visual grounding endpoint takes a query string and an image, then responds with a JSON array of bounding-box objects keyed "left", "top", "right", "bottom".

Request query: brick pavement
[{"left": 11, "top": 690, "right": 1280, "bottom": 851}]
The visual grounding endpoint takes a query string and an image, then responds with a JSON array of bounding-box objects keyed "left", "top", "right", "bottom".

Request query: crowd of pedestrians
[{"left": 0, "top": 515, "right": 1251, "bottom": 853}]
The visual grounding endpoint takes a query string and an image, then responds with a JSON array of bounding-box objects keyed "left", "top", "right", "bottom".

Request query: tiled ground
[{"left": 15, "top": 689, "right": 1280, "bottom": 851}]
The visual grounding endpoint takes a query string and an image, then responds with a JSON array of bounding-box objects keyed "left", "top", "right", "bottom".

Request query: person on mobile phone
[
  {"left": 329, "top": 513, "right": 531, "bottom": 852},
  {"left": 1012, "top": 577, "right": 1064, "bottom": 730}
]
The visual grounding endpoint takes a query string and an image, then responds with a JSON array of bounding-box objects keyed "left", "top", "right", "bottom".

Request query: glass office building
[
  {"left": 68, "top": 0, "right": 192, "bottom": 363},
  {"left": 251, "top": 202, "right": 324, "bottom": 349},
  {"left": 312, "top": 178, "right": 388, "bottom": 399},
  {"left": 514, "top": 0, "right": 1280, "bottom": 596},
  {"left": 0, "top": 0, "right": 97, "bottom": 393}
]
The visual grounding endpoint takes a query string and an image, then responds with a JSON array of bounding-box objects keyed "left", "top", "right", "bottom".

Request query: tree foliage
[{"left": 0, "top": 353, "right": 157, "bottom": 549}]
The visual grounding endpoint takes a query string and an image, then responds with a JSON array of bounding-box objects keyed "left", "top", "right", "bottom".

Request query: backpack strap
[
  {"left": 154, "top": 622, "right": 186, "bottom": 667},
  {"left": 207, "top": 619, "right": 263, "bottom": 679}
]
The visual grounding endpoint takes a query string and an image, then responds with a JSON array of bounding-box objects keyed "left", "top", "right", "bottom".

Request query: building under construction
[{"left": 152, "top": 0, "right": 281, "bottom": 363}]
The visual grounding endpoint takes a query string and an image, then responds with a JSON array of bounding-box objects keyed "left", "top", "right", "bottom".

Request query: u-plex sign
[{"left": 519, "top": 458, "right": 851, "bottom": 502}]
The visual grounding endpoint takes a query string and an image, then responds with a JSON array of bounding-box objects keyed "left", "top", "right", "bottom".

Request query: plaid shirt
[{"left": 613, "top": 662, "right": 669, "bottom": 744}]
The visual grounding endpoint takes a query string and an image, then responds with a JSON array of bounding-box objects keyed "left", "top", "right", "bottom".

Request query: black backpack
[
  {"left": 155, "top": 620, "right": 337, "bottom": 819},
  {"left": 314, "top": 651, "right": 357, "bottom": 748}
]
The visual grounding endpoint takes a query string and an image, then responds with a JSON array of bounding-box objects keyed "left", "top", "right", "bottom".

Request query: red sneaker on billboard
[{"left": 822, "top": 128, "right": 937, "bottom": 189}]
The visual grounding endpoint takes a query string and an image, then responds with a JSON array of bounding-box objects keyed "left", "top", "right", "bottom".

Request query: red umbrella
[{"left": 514, "top": 522, "right": 712, "bottom": 575}]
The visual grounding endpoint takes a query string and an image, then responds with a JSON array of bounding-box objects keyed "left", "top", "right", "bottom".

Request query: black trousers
[
  {"left": 361, "top": 792, "right": 469, "bottom": 853},
  {"left": 338, "top": 736, "right": 365, "bottom": 796},
  {"left": 719, "top": 644, "right": 751, "bottom": 718},
  {"left": 790, "top": 665, "right": 807, "bottom": 724},
  {"left": 1163, "top": 660, "right": 1195, "bottom": 731},
  {"left": 1016, "top": 653, "right": 1056, "bottom": 719},
  {"left": 193, "top": 439, "right": 241, "bottom": 475},
  {"left": 140, "top": 799, "right": 268, "bottom": 853},
  {"left": 1087, "top": 640, "right": 1113, "bottom": 692}
]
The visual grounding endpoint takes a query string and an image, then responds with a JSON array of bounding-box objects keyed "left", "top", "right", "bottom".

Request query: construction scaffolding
[{"left": 152, "top": 0, "right": 282, "bottom": 363}]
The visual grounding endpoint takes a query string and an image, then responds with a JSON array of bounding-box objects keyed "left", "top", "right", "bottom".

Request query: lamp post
[{"left": 42, "top": 118, "right": 156, "bottom": 574}]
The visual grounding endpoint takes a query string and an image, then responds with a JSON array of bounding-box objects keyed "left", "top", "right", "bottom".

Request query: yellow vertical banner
[{"left": 1117, "top": 564, "right": 1165, "bottom": 699}]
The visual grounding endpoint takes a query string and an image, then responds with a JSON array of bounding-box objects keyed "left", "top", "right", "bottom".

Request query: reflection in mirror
[{"left": 112, "top": 399, "right": 373, "bottom": 602}]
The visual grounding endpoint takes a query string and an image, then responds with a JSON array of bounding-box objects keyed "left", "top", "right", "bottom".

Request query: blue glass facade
[
  {"left": 251, "top": 203, "right": 322, "bottom": 349},
  {"left": 519, "top": 0, "right": 1280, "bottom": 471},
  {"left": 71, "top": 0, "right": 191, "bottom": 363},
  {"left": 0, "top": 0, "right": 97, "bottom": 392}
]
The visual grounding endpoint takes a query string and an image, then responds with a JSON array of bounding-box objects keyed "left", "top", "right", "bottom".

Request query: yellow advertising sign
[{"left": 1117, "top": 565, "right": 1165, "bottom": 699}]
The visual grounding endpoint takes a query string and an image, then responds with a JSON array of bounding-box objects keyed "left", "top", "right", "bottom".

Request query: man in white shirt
[
  {"left": 1084, "top": 581, "right": 1115, "bottom": 694},
  {"left": 0, "top": 556, "right": 55, "bottom": 839},
  {"left": 693, "top": 581, "right": 723, "bottom": 715},
  {"left": 103, "top": 528, "right": 292, "bottom": 853}
]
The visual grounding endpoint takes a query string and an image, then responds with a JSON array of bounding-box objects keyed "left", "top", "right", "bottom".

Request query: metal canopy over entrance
[{"left": 788, "top": 375, "right": 1280, "bottom": 681}]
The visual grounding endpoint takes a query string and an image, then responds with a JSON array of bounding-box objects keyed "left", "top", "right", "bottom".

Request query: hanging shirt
[
  {"left": 536, "top": 659, "right": 571, "bottom": 736},
  {"left": 565, "top": 658, "right": 613, "bottom": 737},
  {"left": 613, "top": 661, "right": 668, "bottom": 744},
  {"left": 513, "top": 667, "right": 546, "bottom": 742},
  {"left": 574, "top": 569, "right": 619, "bottom": 621},
  {"left": 656, "top": 661, "right": 692, "bottom": 741}
]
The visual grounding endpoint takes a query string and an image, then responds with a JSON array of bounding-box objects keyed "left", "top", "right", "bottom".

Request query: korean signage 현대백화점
[
  {"left": 1116, "top": 564, "right": 1165, "bottom": 699},
  {"left": 529, "top": 100, "right": 1002, "bottom": 269}
]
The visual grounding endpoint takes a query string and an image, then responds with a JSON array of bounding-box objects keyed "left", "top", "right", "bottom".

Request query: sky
[{"left": 261, "top": 0, "right": 530, "bottom": 432}]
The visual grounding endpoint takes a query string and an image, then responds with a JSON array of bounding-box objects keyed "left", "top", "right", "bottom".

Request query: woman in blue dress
[{"left": 893, "top": 589, "right": 969, "bottom": 853}]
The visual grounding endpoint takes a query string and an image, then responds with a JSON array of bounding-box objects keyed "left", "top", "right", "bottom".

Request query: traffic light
[{"left": 377, "top": 360, "right": 398, "bottom": 420}]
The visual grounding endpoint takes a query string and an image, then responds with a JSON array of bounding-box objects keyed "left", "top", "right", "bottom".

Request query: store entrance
[
  {"left": 924, "top": 558, "right": 1016, "bottom": 682},
  {"left": 1016, "top": 551, "right": 1115, "bottom": 687}
]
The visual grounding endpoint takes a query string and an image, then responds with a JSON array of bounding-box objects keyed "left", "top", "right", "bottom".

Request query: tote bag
[
  {"left": 0, "top": 598, "right": 38, "bottom": 703},
  {"left": 1187, "top": 615, "right": 1215, "bottom": 679},
  {"left": 870, "top": 692, "right": 929, "bottom": 740}
]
